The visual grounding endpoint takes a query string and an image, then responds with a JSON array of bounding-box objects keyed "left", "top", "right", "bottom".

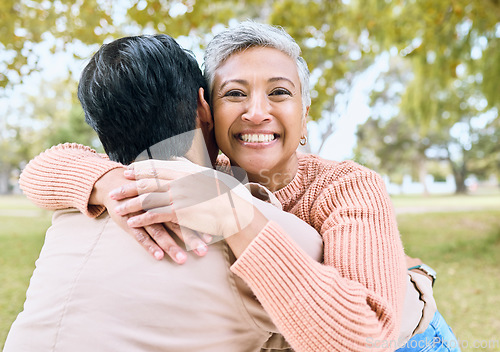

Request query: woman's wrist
[
  {"left": 224, "top": 207, "right": 268, "bottom": 258},
  {"left": 90, "top": 167, "right": 127, "bottom": 207},
  {"left": 409, "top": 264, "right": 437, "bottom": 286}
]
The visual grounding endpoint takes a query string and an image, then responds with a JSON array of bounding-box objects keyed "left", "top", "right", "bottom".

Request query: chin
[
  {"left": 248, "top": 161, "right": 277, "bottom": 178},
  {"left": 232, "top": 157, "right": 261, "bottom": 172}
]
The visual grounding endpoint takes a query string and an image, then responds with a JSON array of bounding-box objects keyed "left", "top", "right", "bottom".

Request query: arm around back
[
  {"left": 19, "top": 143, "right": 123, "bottom": 217},
  {"left": 231, "top": 157, "right": 407, "bottom": 352}
]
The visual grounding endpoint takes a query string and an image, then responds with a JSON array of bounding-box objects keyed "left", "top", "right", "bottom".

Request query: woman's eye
[
  {"left": 270, "top": 88, "right": 292, "bottom": 96},
  {"left": 224, "top": 90, "right": 246, "bottom": 97}
]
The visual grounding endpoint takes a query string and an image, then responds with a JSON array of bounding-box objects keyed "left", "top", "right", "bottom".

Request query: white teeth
[{"left": 240, "top": 134, "right": 276, "bottom": 143}]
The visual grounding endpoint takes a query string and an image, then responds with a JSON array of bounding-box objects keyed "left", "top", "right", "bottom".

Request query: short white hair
[{"left": 203, "top": 21, "right": 311, "bottom": 114}]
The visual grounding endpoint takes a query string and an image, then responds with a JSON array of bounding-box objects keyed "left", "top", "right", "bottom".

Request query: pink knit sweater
[{"left": 19, "top": 143, "right": 406, "bottom": 352}]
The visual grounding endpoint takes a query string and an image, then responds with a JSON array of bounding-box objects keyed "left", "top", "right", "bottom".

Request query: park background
[{"left": 1, "top": 0, "right": 499, "bottom": 350}]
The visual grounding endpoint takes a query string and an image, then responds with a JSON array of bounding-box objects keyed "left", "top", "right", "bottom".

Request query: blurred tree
[
  {"left": 19, "top": 78, "right": 101, "bottom": 150},
  {"left": 1, "top": 0, "right": 499, "bottom": 193},
  {"left": 46, "top": 104, "right": 102, "bottom": 149},
  {"left": 0, "top": 0, "right": 114, "bottom": 88},
  {"left": 0, "top": 77, "right": 101, "bottom": 192},
  {"left": 354, "top": 115, "right": 448, "bottom": 195},
  {"left": 468, "top": 113, "right": 500, "bottom": 180},
  {"left": 2, "top": 0, "right": 499, "bottom": 115},
  {"left": 0, "top": 132, "right": 22, "bottom": 194},
  {"left": 355, "top": 0, "right": 500, "bottom": 111},
  {"left": 355, "top": 55, "right": 497, "bottom": 194}
]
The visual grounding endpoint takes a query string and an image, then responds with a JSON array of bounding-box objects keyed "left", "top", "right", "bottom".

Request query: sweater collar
[{"left": 273, "top": 152, "right": 310, "bottom": 206}]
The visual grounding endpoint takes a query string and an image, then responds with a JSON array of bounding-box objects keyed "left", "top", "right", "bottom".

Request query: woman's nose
[{"left": 241, "top": 95, "right": 272, "bottom": 124}]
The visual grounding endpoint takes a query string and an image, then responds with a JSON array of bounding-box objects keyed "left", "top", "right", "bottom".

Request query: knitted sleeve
[
  {"left": 231, "top": 168, "right": 406, "bottom": 352},
  {"left": 19, "top": 143, "right": 124, "bottom": 218}
]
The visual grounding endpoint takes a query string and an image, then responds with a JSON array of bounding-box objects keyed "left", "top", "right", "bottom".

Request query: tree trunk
[
  {"left": 453, "top": 168, "right": 467, "bottom": 194},
  {"left": 0, "top": 168, "right": 11, "bottom": 195},
  {"left": 416, "top": 154, "right": 429, "bottom": 196},
  {"left": 450, "top": 159, "right": 468, "bottom": 195},
  {"left": 445, "top": 144, "right": 468, "bottom": 194}
]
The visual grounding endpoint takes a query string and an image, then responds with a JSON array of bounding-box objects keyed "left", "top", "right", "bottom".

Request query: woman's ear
[
  {"left": 197, "top": 87, "right": 213, "bottom": 129},
  {"left": 195, "top": 87, "right": 218, "bottom": 166}
]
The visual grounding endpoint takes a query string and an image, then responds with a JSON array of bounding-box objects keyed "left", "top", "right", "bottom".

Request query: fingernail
[
  {"left": 124, "top": 170, "right": 134, "bottom": 177},
  {"left": 175, "top": 251, "right": 187, "bottom": 263},
  {"left": 195, "top": 244, "right": 207, "bottom": 256},
  {"left": 202, "top": 234, "right": 213, "bottom": 243},
  {"left": 154, "top": 251, "right": 164, "bottom": 260}
]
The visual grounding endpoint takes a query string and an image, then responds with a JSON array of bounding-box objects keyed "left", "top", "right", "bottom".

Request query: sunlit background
[
  {"left": 1, "top": 1, "right": 500, "bottom": 350},
  {"left": 1, "top": 0, "right": 499, "bottom": 195}
]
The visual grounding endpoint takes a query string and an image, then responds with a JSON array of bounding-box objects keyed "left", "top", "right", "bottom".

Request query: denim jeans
[{"left": 396, "top": 311, "right": 461, "bottom": 352}]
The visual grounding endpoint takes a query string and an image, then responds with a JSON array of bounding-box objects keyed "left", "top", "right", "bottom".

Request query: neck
[
  {"left": 245, "top": 158, "right": 299, "bottom": 192},
  {"left": 183, "top": 128, "right": 216, "bottom": 168}
]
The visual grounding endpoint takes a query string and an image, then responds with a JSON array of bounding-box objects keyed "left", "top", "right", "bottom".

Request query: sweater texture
[{"left": 19, "top": 143, "right": 406, "bottom": 352}]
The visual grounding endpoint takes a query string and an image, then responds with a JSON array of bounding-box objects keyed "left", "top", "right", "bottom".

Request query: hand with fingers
[
  {"left": 92, "top": 167, "right": 210, "bottom": 263},
  {"left": 111, "top": 159, "right": 260, "bottom": 249}
]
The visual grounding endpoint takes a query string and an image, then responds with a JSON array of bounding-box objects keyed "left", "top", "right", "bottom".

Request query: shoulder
[
  {"left": 298, "top": 155, "right": 394, "bottom": 228},
  {"left": 298, "top": 154, "right": 390, "bottom": 212},
  {"left": 276, "top": 153, "right": 385, "bottom": 210},
  {"left": 298, "top": 153, "right": 382, "bottom": 185}
]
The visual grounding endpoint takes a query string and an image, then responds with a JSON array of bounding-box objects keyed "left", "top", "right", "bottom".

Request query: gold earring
[{"left": 299, "top": 135, "right": 307, "bottom": 146}]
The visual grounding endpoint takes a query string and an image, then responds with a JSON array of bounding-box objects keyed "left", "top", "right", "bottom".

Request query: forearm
[
  {"left": 250, "top": 197, "right": 323, "bottom": 262},
  {"left": 231, "top": 174, "right": 406, "bottom": 352},
  {"left": 252, "top": 191, "right": 424, "bottom": 348},
  {"left": 19, "top": 143, "right": 123, "bottom": 217}
]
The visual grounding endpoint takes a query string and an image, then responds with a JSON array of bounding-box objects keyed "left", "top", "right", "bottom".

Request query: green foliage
[
  {"left": 356, "top": 50, "right": 499, "bottom": 193},
  {"left": 46, "top": 104, "right": 102, "bottom": 150},
  {"left": 426, "top": 161, "right": 451, "bottom": 183},
  {"left": 1, "top": 77, "right": 101, "bottom": 172},
  {"left": 468, "top": 115, "right": 500, "bottom": 179},
  {"left": 1, "top": 0, "right": 499, "bottom": 185},
  {"left": 3, "top": 0, "right": 499, "bottom": 112},
  {"left": 269, "top": 0, "right": 376, "bottom": 120},
  {"left": 356, "top": 0, "right": 500, "bottom": 112},
  {"left": 356, "top": 115, "right": 431, "bottom": 180},
  {"left": 0, "top": 0, "right": 114, "bottom": 88}
]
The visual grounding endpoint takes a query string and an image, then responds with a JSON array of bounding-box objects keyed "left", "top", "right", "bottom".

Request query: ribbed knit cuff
[
  {"left": 229, "top": 221, "right": 386, "bottom": 351},
  {"left": 19, "top": 143, "right": 123, "bottom": 218},
  {"left": 64, "top": 155, "right": 124, "bottom": 217}
]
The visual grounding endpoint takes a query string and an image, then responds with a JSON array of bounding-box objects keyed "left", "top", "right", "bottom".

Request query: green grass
[
  {"left": 391, "top": 193, "right": 500, "bottom": 213},
  {"left": 0, "top": 195, "right": 39, "bottom": 210},
  {"left": 1, "top": 195, "right": 500, "bottom": 350},
  {"left": 0, "top": 195, "right": 51, "bottom": 347},
  {"left": 398, "top": 210, "right": 500, "bottom": 351},
  {"left": 0, "top": 218, "right": 51, "bottom": 348}
]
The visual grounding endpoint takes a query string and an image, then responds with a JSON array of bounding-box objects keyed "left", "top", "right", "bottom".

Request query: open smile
[{"left": 237, "top": 133, "right": 278, "bottom": 143}]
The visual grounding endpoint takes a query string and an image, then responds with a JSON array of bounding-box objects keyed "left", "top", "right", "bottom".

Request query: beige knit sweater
[{"left": 19, "top": 143, "right": 406, "bottom": 352}]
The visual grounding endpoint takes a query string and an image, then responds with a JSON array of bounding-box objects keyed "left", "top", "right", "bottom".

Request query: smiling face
[{"left": 212, "top": 47, "right": 308, "bottom": 191}]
